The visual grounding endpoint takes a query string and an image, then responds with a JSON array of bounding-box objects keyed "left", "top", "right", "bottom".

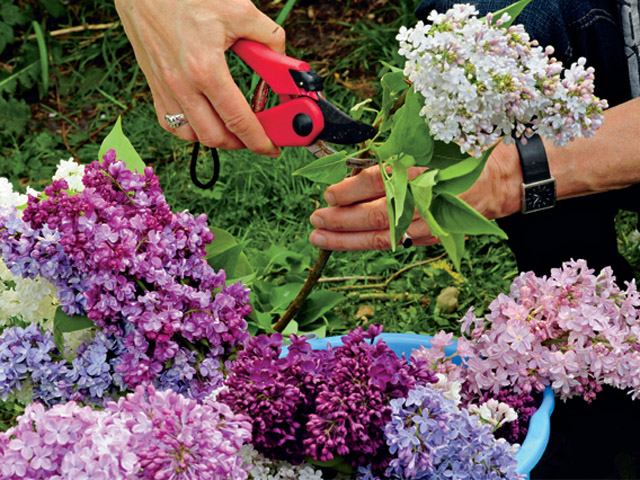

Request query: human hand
[
  {"left": 308, "top": 142, "right": 521, "bottom": 251},
  {"left": 114, "top": 0, "right": 285, "bottom": 156}
]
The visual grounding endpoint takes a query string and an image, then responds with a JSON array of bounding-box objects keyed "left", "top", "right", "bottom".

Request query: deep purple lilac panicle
[{"left": 221, "top": 325, "right": 425, "bottom": 474}]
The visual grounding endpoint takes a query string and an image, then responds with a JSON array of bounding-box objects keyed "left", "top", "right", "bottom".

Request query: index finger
[
  {"left": 324, "top": 166, "right": 386, "bottom": 206},
  {"left": 203, "top": 61, "right": 279, "bottom": 156}
]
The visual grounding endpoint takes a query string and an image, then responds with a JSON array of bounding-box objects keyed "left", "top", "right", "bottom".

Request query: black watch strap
[{"left": 515, "top": 134, "right": 550, "bottom": 184}]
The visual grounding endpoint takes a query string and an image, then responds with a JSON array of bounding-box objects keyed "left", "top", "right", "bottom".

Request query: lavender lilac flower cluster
[
  {"left": 0, "top": 324, "right": 125, "bottom": 406},
  {"left": 0, "top": 384, "right": 251, "bottom": 479},
  {"left": 383, "top": 385, "right": 522, "bottom": 480},
  {"left": 0, "top": 151, "right": 252, "bottom": 399},
  {"left": 220, "top": 325, "right": 438, "bottom": 475},
  {"left": 397, "top": 4, "right": 608, "bottom": 156}
]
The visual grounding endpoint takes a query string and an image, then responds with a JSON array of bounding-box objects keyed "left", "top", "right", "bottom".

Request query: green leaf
[
  {"left": 98, "top": 116, "right": 146, "bottom": 174},
  {"left": 393, "top": 190, "right": 415, "bottom": 247},
  {"left": 410, "top": 169, "right": 438, "bottom": 218},
  {"left": 431, "top": 193, "right": 507, "bottom": 238},
  {"left": 39, "top": 0, "right": 67, "bottom": 18},
  {"left": 376, "top": 88, "right": 433, "bottom": 162},
  {"left": 390, "top": 158, "right": 409, "bottom": 225},
  {"left": 305, "top": 455, "right": 354, "bottom": 474},
  {"left": 296, "top": 290, "right": 345, "bottom": 326},
  {"left": 269, "top": 283, "right": 304, "bottom": 311},
  {"left": 53, "top": 307, "right": 94, "bottom": 352},
  {"left": 485, "top": 0, "right": 534, "bottom": 27},
  {"left": 349, "top": 98, "right": 376, "bottom": 121},
  {"left": 206, "top": 227, "right": 253, "bottom": 281},
  {"left": 281, "top": 319, "right": 299, "bottom": 336},
  {"left": 0, "top": 3, "right": 26, "bottom": 26},
  {"left": 438, "top": 231, "right": 466, "bottom": 270},
  {"left": 0, "top": 22, "right": 13, "bottom": 57},
  {"left": 378, "top": 70, "right": 409, "bottom": 133},
  {"left": 436, "top": 155, "right": 484, "bottom": 182},
  {"left": 435, "top": 144, "right": 495, "bottom": 195},
  {"left": 0, "top": 97, "right": 30, "bottom": 136},
  {"left": 292, "top": 151, "right": 348, "bottom": 184},
  {"left": 421, "top": 209, "right": 465, "bottom": 270},
  {"left": 429, "top": 140, "right": 470, "bottom": 169}
]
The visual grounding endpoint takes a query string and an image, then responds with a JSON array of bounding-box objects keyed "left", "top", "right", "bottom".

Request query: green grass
[{"left": 2, "top": 0, "right": 639, "bottom": 338}]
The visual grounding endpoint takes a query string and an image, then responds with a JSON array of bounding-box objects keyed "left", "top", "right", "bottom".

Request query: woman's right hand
[{"left": 114, "top": 0, "right": 285, "bottom": 156}]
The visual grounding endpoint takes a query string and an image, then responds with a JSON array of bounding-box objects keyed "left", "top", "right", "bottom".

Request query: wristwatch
[{"left": 515, "top": 134, "right": 556, "bottom": 214}]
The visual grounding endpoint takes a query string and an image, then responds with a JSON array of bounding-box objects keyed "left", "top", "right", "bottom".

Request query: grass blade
[{"left": 31, "top": 21, "right": 49, "bottom": 96}]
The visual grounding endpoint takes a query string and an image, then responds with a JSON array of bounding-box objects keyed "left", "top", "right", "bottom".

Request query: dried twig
[
  {"left": 318, "top": 275, "right": 383, "bottom": 283},
  {"left": 330, "top": 252, "right": 447, "bottom": 292},
  {"left": 23, "top": 22, "right": 119, "bottom": 41}
]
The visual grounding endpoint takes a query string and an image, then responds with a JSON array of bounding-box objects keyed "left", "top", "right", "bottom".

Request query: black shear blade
[{"left": 316, "top": 99, "right": 377, "bottom": 144}]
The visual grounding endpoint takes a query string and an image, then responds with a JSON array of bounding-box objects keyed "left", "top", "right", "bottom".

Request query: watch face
[{"left": 522, "top": 179, "right": 556, "bottom": 214}]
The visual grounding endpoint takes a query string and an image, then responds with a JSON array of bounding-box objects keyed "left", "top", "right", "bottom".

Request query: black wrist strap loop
[
  {"left": 515, "top": 134, "right": 550, "bottom": 184},
  {"left": 190, "top": 142, "right": 220, "bottom": 189}
]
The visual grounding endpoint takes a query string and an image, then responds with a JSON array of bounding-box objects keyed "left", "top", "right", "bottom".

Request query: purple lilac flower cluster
[
  {"left": 0, "top": 324, "right": 127, "bottom": 406},
  {"left": 0, "top": 384, "right": 252, "bottom": 479},
  {"left": 382, "top": 384, "right": 522, "bottom": 480},
  {"left": 0, "top": 151, "right": 252, "bottom": 398},
  {"left": 0, "top": 206, "right": 86, "bottom": 315},
  {"left": 220, "top": 325, "right": 437, "bottom": 474}
]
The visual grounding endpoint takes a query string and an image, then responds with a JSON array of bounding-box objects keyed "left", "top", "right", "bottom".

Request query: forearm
[{"left": 546, "top": 96, "right": 640, "bottom": 199}]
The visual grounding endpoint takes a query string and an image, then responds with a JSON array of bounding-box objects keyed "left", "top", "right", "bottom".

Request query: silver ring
[{"left": 165, "top": 113, "right": 188, "bottom": 129}]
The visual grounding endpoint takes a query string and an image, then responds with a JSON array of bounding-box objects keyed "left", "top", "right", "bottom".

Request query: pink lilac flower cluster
[
  {"left": 382, "top": 385, "right": 522, "bottom": 480},
  {"left": 414, "top": 259, "right": 640, "bottom": 403},
  {"left": 0, "top": 384, "right": 251, "bottom": 479},
  {"left": 0, "top": 151, "right": 252, "bottom": 398},
  {"left": 397, "top": 4, "right": 608, "bottom": 156},
  {"left": 220, "top": 325, "right": 436, "bottom": 475}
]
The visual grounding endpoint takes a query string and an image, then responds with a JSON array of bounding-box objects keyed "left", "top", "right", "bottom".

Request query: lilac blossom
[
  {"left": 0, "top": 385, "right": 252, "bottom": 479},
  {"left": 397, "top": 4, "right": 607, "bottom": 156},
  {"left": 382, "top": 384, "right": 522, "bottom": 480},
  {"left": 221, "top": 325, "right": 431, "bottom": 475},
  {"left": 0, "top": 151, "right": 252, "bottom": 397}
]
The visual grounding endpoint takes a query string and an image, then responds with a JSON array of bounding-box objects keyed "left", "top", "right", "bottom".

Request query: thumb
[{"left": 231, "top": 4, "right": 286, "bottom": 54}]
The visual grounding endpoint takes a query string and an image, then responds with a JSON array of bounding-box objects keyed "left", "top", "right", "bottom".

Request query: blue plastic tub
[{"left": 300, "top": 332, "right": 555, "bottom": 478}]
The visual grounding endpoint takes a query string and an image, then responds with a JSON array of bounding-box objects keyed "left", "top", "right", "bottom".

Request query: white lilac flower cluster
[
  {"left": 397, "top": 3, "right": 608, "bottom": 156},
  {"left": 240, "top": 445, "right": 325, "bottom": 480}
]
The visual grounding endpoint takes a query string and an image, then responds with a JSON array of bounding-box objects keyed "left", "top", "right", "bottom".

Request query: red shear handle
[
  {"left": 231, "top": 39, "right": 318, "bottom": 98},
  {"left": 256, "top": 97, "right": 324, "bottom": 146}
]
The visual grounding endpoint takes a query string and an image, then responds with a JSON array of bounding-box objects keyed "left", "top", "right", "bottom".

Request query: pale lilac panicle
[
  {"left": 454, "top": 259, "right": 640, "bottom": 401},
  {"left": 0, "top": 385, "right": 252, "bottom": 480},
  {"left": 397, "top": 4, "right": 607, "bottom": 156}
]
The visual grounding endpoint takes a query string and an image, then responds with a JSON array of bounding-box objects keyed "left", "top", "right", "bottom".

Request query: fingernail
[
  {"left": 325, "top": 191, "right": 336, "bottom": 205},
  {"left": 310, "top": 214, "right": 325, "bottom": 228},
  {"left": 310, "top": 231, "right": 327, "bottom": 248}
]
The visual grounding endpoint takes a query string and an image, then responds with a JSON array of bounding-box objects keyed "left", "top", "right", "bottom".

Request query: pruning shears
[{"left": 190, "top": 39, "right": 377, "bottom": 189}]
